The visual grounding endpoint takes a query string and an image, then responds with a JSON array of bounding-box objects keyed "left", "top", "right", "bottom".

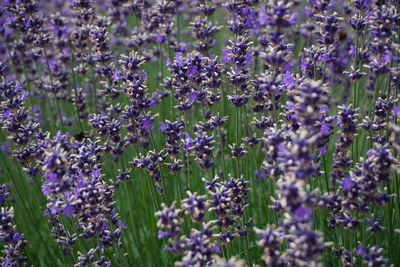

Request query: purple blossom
[
  {"left": 62, "top": 205, "right": 74, "bottom": 217},
  {"left": 1, "top": 142, "right": 11, "bottom": 154},
  {"left": 294, "top": 206, "right": 313, "bottom": 221}
]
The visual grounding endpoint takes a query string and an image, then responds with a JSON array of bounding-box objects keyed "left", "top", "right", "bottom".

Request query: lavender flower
[
  {"left": 181, "top": 191, "right": 207, "bottom": 223},
  {"left": 155, "top": 202, "right": 183, "bottom": 240},
  {"left": 0, "top": 206, "right": 28, "bottom": 266}
]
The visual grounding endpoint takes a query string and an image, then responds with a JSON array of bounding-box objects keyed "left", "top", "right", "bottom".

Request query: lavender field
[{"left": 0, "top": 0, "right": 399, "bottom": 266}]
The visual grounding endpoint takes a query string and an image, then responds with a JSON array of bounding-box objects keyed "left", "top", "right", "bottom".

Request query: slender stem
[
  {"left": 2, "top": 37, "right": 19, "bottom": 78},
  {"left": 43, "top": 47, "right": 65, "bottom": 132},
  {"left": 70, "top": 56, "right": 84, "bottom": 133},
  {"left": 184, "top": 112, "right": 191, "bottom": 191}
]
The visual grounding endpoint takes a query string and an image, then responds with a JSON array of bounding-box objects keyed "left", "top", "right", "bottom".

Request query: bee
[
  {"left": 337, "top": 31, "right": 348, "bottom": 42},
  {"left": 70, "top": 131, "right": 90, "bottom": 143}
]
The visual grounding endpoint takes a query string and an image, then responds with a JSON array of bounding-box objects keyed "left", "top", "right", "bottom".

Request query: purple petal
[
  {"left": 356, "top": 244, "right": 366, "bottom": 256},
  {"left": 3, "top": 110, "right": 12, "bottom": 119},
  {"left": 47, "top": 173, "right": 59, "bottom": 183},
  {"left": 12, "top": 233, "right": 22, "bottom": 242},
  {"left": 175, "top": 52, "right": 184, "bottom": 67},
  {"left": 222, "top": 49, "right": 230, "bottom": 64},
  {"left": 119, "top": 220, "right": 127, "bottom": 230},
  {"left": 283, "top": 71, "right": 295, "bottom": 89},
  {"left": 91, "top": 169, "right": 101, "bottom": 179},
  {"left": 294, "top": 206, "right": 312, "bottom": 220},
  {"left": 149, "top": 92, "right": 159, "bottom": 107},
  {"left": 343, "top": 177, "right": 355, "bottom": 190},
  {"left": 1, "top": 142, "right": 11, "bottom": 154},
  {"left": 321, "top": 123, "right": 330, "bottom": 135},
  {"left": 289, "top": 11, "right": 298, "bottom": 24},
  {"left": 62, "top": 205, "right": 74, "bottom": 217}
]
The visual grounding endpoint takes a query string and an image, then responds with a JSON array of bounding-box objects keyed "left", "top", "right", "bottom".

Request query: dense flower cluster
[{"left": 156, "top": 175, "right": 250, "bottom": 265}]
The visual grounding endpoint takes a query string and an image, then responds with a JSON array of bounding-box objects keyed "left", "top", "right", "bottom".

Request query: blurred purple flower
[{"left": 294, "top": 206, "right": 312, "bottom": 221}]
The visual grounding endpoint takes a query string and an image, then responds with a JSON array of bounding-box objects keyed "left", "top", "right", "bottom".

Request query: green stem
[
  {"left": 43, "top": 47, "right": 65, "bottom": 132},
  {"left": 70, "top": 56, "right": 84, "bottom": 133}
]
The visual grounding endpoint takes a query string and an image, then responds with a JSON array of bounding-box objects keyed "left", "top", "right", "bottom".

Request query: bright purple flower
[
  {"left": 158, "top": 231, "right": 168, "bottom": 239},
  {"left": 321, "top": 124, "right": 330, "bottom": 135},
  {"left": 349, "top": 45, "right": 355, "bottom": 55},
  {"left": 91, "top": 169, "right": 101, "bottom": 179},
  {"left": 62, "top": 205, "right": 74, "bottom": 217},
  {"left": 319, "top": 147, "right": 327, "bottom": 156},
  {"left": 20, "top": 90, "right": 29, "bottom": 101},
  {"left": 289, "top": 11, "right": 298, "bottom": 25},
  {"left": 382, "top": 50, "right": 392, "bottom": 65},
  {"left": 180, "top": 132, "right": 195, "bottom": 150},
  {"left": 113, "top": 71, "right": 120, "bottom": 82},
  {"left": 354, "top": 0, "right": 371, "bottom": 10},
  {"left": 187, "top": 66, "right": 198, "bottom": 76},
  {"left": 141, "top": 119, "right": 153, "bottom": 131},
  {"left": 187, "top": 91, "right": 198, "bottom": 105},
  {"left": 155, "top": 34, "right": 165, "bottom": 43},
  {"left": 283, "top": 71, "right": 295, "bottom": 89},
  {"left": 294, "top": 206, "right": 312, "bottom": 221},
  {"left": 222, "top": 49, "right": 230, "bottom": 64},
  {"left": 118, "top": 220, "right": 127, "bottom": 230},
  {"left": 12, "top": 233, "right": 22, "bottom": 242},
  {"left": 149, "top": 92, "right": 159, "bottom": 107},
  {"left": 1, "top": 142, "right": 11, "bottom": 154},
  {"left": 245, "top": 53, "right": 252, "bottom": 66},
  {"left": 159, "top": 122, "right": 168, "bottom": 132},
  {"left": 366, "top": 149, "right": 374, "bottom": 157},
  {"left": 357, "top": 244, "right": 366, "bottom": 256},
  {"left": 285, "top": 59, "right": 297, "bottom": 71},
  {"left": 41, "top": 185, "right": 51, "bottom": 196},
  {"left": 300, "top": 53, "right": 309, "bottom": 71},
  {"left": 258, "top": 8, "right": 268, "bottom": 26},
  {"left": 175, "top": 52, "right": 184, "bottom": 67},
  {"left": 321, "top": 53, "right": 331, "bottom": 62},
  {"left": 47, "top": 173, "right": 59, "bottom": 183},
  {"left": 3, "top": 110, "right": 12, "bottom": 119},
  {"left": 342, "top": 177, "right": 355, "bottom": 190}
]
